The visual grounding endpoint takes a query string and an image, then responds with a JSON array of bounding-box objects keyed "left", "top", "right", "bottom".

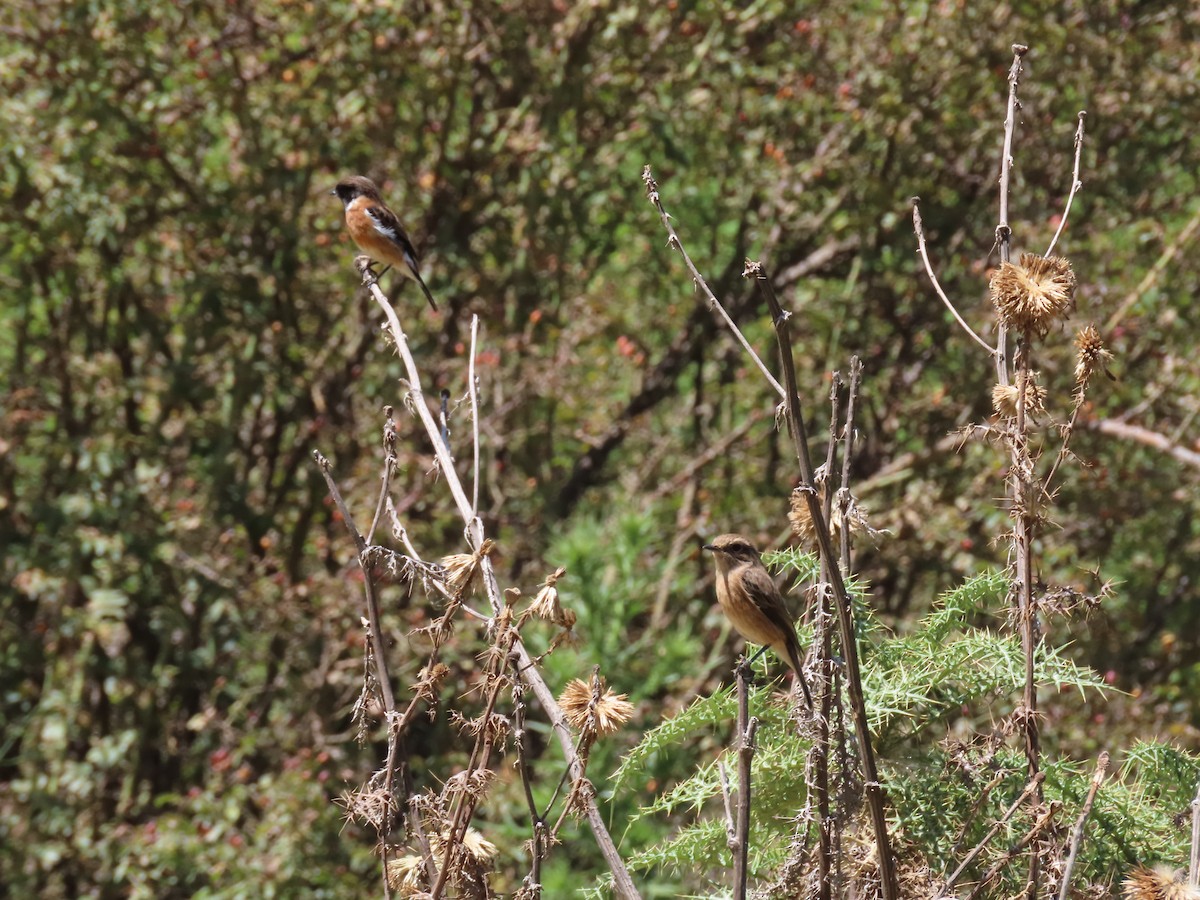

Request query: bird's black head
[{"left": 331, "top": 175, "right": 381, "bottom": 207}]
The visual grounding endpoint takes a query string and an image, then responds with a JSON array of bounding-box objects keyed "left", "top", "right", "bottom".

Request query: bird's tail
[
  {"left": 413, "top": 269, "right": 438, "bottom": 313},
  {"left": 785, "top": 636, "right": 814, "bottom": 710}
]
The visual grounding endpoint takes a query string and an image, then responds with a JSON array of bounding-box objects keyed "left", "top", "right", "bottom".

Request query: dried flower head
[
  {"left": 439, "top": 538, "right": 497, "bottom": 596},
  {"left": 426, "top": 826, "right": 498, "bottom": 864},
  {"left": 558, "top": 676, "right": 634, "bottom": 739},
  {"left": 991, "top": 373, "right": 1047, "bottom": 418},
  {"left": 1123, "top": 865, "right": 1200, "bottom": 900},
  {"left": 1074, "top": 323, "right": 1115, "bottom": 388},
  {"left": 788, "top": 488, "right": 877, "bottom": 552},
  {"left": 443, "top": 767, "right": 496, "bottom": 802},
  {"left": 990, "top": 252, "right": 1076, "bottom": 337},
  {"left": 384, "top": 854, "right": 424, "bottom": 894},
  {"left": 413, "top": 662, "right": 450, "bottom": 704},
  {"left": 460, "top": 828, "right": 499, "bottom": 864},
  {"left": 337, "top": 784, "right": 391, "bottom": 830},
  {"left": 529, "top": 566, "right": 575, "bottom": 627},
  {"left": 416, "top": 826, "right": 499, "bottom": 897}
]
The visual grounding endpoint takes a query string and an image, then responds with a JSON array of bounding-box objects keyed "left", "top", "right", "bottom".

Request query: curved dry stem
[
  {"left": 642, "top": 165, "right": 785, "bottom": 398},
  {"left": 911, "top": 198, "right": 997, "bottom": 358},
  {"left": 1045, "top": 112, "right": 1087, "bottom": 257}
]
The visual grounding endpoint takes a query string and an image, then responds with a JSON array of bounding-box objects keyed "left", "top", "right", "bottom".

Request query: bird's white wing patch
[{"left": 366, "top": 209, "right": 399, "bottom": 240}]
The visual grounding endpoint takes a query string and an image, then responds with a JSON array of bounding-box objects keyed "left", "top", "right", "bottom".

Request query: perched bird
[
  {"left": 703, "top": 533, "right": 813, "bottom": 708},
  {"left": 331, "top": 175, "right": 438, "bottom": 312}
]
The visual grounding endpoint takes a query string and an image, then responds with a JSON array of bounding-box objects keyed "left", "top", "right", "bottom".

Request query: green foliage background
[{"left": 2, "top": 0, "right": 1198, "bottom": 895}]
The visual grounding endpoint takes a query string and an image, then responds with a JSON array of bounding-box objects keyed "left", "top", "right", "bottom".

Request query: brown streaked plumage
[
  {"left": 703, "top": 533, "right": 813, "bottom": 709},
  {"left": 331, "top": 175, "right": 438, "bottom": 312}
]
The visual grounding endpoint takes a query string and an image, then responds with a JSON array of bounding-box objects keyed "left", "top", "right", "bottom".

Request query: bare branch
[
  {"left": 1057, "top": 751, "right": 1109, "bottom": 900},
  {"left": 1106, "top": 202, "right": 1200, "bottom": 332},
  {"left": 939, "top": 772, "right": 1046, "bottom": 897},
  {"left": 995, "top": 43, "right": 1029, "bottom": 388},
  {"left": 468, "top": 315, "right": 482, "bottom": 516},
  {"left": 718, "top": 762, "right": 737, "bottom": 852},
  {"left": 367, "top": 406, "right": 398, "bottom": 546},
  {"left": 1045, "top": 112, "right": 1087, "bottom": 257},
  {"left": 911, "top": 198, "right": 997, "bottom": 357},
  {"left": 963, "top": 801, "right": 1060, "bottom": 900},
  {"left": 997, "top": 43, "right": 1028, "bottom": 257},
  {"left": 1081, "top": 417, "right": 1200, "bottom": 471},
  {"left": 642, "top": 165, "right": 784, "bottom": 398},
  {"left": 311, "top": 450, "right": 395, "bottom": 716},
  {"left": 837, "top": 357, "right": 863, "bottom": 575},
  {"left": 732, "top": 659, "right": 758, "bottom": 900}
]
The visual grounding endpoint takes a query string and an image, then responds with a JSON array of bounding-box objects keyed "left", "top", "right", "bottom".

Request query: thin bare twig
[
  {"left": 718, "top": 762, "right": 737, "bottom": 851},
  {"left": 837, "top": 358, "right": 863, "bottom": 576},
  {"left": 823, "top": 372, "right": 841, "bottom": 522},
  {"left": 438, "top": 389, "right": 451, "bottom": 452},
  {"left": 367, "top": 406, "right": 398, "bottom": 545},
  {"left": 1057, "top": 751, "right": 1109, "bottom": 900},
  {"left": 997, "top": 44, "right": 1027, "bottom": 257},
  {"left": 939, "top": 771, "right": 1045, "bottom": 897},
  {"left": 1080, "top": 417, "right": 1200, "bottom": 471},
  {"left": 911, "top": 198, "right": 996, "bottom": 357},
  {"left": 314, "top": 452, "right": 397, "bottom": 710},
  {"left": 813, "top": 372, "right": 842, "bottom": 900},
  {"left": 469, "top": 315, "right": 482, "bottom": 516},
  {"left": 732, "top": 658, "right": 758, "bottom": 900},
  {"left": 1190, "top": 777, "right": 1200, "bottom": 886},
  {"left": 951, "top": 768, "right": 1009, "bottom": 856},
  {"left": 512, "top": 669, "right": 542, "bottom": 822},
  {"left": 647, "top": 409, "right": 766, "bottom": 502},
  {"left": 1045, "top": 112, "right": 1087, "bottom": 257},
  {"left": 995, "top": 44, "right": 1028, "bottom": 388},
  {"left": 431, "top": 619, "right": 513, "bottom": 899},
  {"left": 312, "top": 450, "right": 400, "bottom": 896},
  {"left": 409, "top": 795, "right": 439, "bottom": 889},
  {"left": 963, "top": 801, "right": 1060, "bottom": 900},
  {"left": 642, "top": 166, "right": 785, "bottom": 398},
  {"left": 650, "top": 485, "right": 699, "bottom": 631}
]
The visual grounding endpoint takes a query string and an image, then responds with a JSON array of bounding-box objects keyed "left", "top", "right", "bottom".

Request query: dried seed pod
[
  {"left": 1074, "top": 323, "right": 1115, "bottom": 387},
  {"left": 559, "top": 676, "right": 634, "bottom": 739},
  {"left": 1122, "top": 865, "right": 1200, "bottom": 900},
  {"left": 990, "top": 252, "right": 1076, "bottom": 337},
  {"left": 991, "top": 373, "right": 1047, "bottom": 418}
]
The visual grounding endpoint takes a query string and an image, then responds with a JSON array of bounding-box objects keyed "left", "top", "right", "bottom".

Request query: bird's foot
[{"left": 354, "top": 255, "right": 376, "bottom": 283}]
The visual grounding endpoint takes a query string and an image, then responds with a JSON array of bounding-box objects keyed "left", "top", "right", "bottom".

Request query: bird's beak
[{"left": 702, "top": 544, "right": 716, "bottom": 553}]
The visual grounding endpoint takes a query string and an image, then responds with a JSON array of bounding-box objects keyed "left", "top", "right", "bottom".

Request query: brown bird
[
  {"left": 704, "top": 533, "right": 813, "bottom": 708},
  {"left": 331, "top": 175, "right": 438, "bottom": 312}
]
